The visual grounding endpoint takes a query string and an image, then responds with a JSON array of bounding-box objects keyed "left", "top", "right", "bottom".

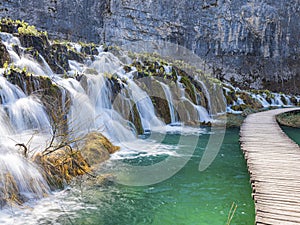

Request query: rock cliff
[{"left": 1, "top": 0, "right": 299, "bottom": 94}]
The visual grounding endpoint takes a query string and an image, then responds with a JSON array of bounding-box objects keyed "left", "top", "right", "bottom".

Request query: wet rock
[
  {"left": 19, "top": 33, "right": 50, "bottom": 56},
  {"left": 81, "top": 44, "right": 99, "bottom": 56},
  {"left": 80, "top": 132, "right": 120, "bottom": 166},
  {"left": 0, "top": 41, "right": 9, "bottom": 67},
  {"left": 129, "top": 103, "right": 144, "bottom": 135},
  {"left": 33, "top": 149, "right": 91, "bottom": 189}
]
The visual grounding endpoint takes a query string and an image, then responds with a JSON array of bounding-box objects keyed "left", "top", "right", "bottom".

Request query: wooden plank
[{"left": 240, "top": 107, "right": 300, "bottom": 225}]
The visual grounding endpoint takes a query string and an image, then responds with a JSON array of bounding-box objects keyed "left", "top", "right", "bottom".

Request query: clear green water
[
  {"left": 7, "top": 128, "right": 254, "bottom": 224},
  {"left": 281, "top": 126, "right": 300, "bottom": 145},
  {"left": 59, "top": 128, "right": 255, "bottom": 225}
]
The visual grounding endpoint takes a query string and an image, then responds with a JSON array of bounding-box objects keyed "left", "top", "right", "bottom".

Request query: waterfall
[
  {"left": 251, "top": 94, "right": 270, "bottom": 108},
  {"left": 0, "top": 150, "right": 50, "bottom": 200},
  {"left": 0, "top": 30, "right": 221, "bottom": 207},
  {"left": 0, "top": 77, "right": 51, "bottom": 132},
  {"left": 0, "top": 107, "right": 13, "bottom": 136},
  {"left": 159, "top": 81, "right": 179, "bottom": 125},
  {"left": 126, "top": 79, "right": 164, "bottom": 132},
  {"left": 8, "top": 97, "right": 51, "bottom": 132},
  {"left": 196, "top": 79, "right": 212, "bottom": 114},
  {"left": 177, "top": 76, "right": 211, "bottom": 123}
]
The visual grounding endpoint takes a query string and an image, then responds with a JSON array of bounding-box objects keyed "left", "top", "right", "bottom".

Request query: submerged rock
[{"left": 0, "top": 173, "right": 23, "bottom": 207}]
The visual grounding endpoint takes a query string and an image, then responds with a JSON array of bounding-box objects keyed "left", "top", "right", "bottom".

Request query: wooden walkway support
[{"left": 240, "top": 108, "right": 300, "bottom": 225}]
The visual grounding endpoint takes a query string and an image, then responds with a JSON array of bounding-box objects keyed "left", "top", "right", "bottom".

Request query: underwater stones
[
  {"left": 80, "top": 132, "right": 120, "bottom": 166},
  {"left": 83, "top": 173, "right": 115, "bottom": 188},
  {"left": 223, "top": 113, "right": 245, "bottom": 128},
  {"left": 0, "top": 41, "right": 9, "bottom": 67}
]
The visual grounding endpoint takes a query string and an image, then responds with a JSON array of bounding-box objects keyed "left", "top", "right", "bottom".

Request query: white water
[
  {"left": 177, "top": 76, "right": 211, "bottom": 123},
  {"left": 125, "top": 79, "right": 164, "bottom": 132},
  {"left": 159, "top": 81, "right": 179, "bottom": 124},
  {"left": 224, "top": 84, "right": 299, "bottom": 113},
  {"left": 1, "top": 30, "right": 282, "bottom": 216}
]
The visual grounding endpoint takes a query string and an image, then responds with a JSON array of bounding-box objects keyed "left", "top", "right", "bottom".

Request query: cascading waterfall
[
  {"left": 159, "top": 81, "right": 179, "bottom": 125},
  {"left": 0, "top": 107, "right": 13, "bottom": 136},
  {"left": 2, "top": 28, "right": 298, "bottom": 211},
  {"left": 125, "top": 79, "right": 164, "bottom": 132},
  {"left": 224, "top": 84, "right": 298, "bottom": 113},
  {"left": 177, "top": 76, "right": 211, "bottom": 123},
  {"left": 0, "top": 33, "right": 52, "bottom": 203}
]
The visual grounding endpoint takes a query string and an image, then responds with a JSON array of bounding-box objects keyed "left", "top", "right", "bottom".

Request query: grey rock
[{"left": 0, "top": 0, "right": 299, "bottom": 94}]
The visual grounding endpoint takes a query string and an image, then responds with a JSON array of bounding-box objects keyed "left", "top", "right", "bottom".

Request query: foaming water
[
  {"left": 0, "top": 129, "right": 255, "bottom": 225},
  {"left": 0, "top": 31, "right": 256, "bottom": 225}
]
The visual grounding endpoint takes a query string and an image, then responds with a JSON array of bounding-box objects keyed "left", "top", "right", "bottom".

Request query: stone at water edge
[{"left": 80, "top": 132, "right": 120, "bottom": 166}]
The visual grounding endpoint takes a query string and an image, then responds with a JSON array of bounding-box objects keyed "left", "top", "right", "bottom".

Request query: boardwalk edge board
[{"left": 240, "top": 108, "right": 300, "bottom": 225}]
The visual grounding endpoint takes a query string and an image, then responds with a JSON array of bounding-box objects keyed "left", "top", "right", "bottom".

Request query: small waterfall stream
[
  {"left": 177, "top": 76, "right": 211, "bottom": 123},
  {"left": 159, "top": 81, "right": 179, "bottom": 125},
  {"left": 126, "top": 79, "right": 164, "bottom": 132}
]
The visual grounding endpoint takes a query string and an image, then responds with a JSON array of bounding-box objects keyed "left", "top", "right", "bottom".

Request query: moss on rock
[
  {"left": 33, "top": 148, "right": 91, "bottom": 189},
  {"left": 129, "top": 103, "right": 144, "bottom": 135},
  {"left": 180, "top": 76, "right": 196, "bottom": 104},
  {"left": 80, "top": 132, "right": 120, "bottom": 166},
  {"left": 238, "top": 92, "right": 263, "bottom": 110},
  {"left": 0, "top": 41, "right": 10, "bottom": 67}
]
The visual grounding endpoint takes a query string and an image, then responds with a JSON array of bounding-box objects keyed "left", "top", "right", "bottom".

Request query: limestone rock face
[{"left": 0, "top": 0, "right": 300, "bottom": 94}]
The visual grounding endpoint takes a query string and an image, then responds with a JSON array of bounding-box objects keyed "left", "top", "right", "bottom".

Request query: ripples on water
[{"left": 0, "top": 128, "right": 255, "bottom": 225}]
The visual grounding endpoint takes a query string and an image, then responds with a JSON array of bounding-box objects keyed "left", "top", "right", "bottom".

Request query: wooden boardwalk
[{"left": 240, "top": 108, "right": 300, "bottom": 225}]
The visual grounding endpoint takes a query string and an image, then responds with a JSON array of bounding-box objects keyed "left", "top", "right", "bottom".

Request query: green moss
[
  {"left": 280, "top": 95, "right": 288, "bottom": 105},
  {"left": 180, "top": 76, "right": 196, "bottom": 104},
  {"left": 130, "top": 103, "right": 143, "bottom": 135},
  {"left": 238, "top": 92, "right": 263, "bottom": 110},
  {"left": 0, "top": 18, "right": 47, "bottom": 37}
]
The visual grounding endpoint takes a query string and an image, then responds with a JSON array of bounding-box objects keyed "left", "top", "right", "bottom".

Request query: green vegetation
[
  {"left": 0, "top": 18, "right": 47, "bottom": 37},
  {"left": 276, "top": 110, "right": 300, "bottom": 128},
  {"left": 180, "top": 75, "right": 196, "bottom": 103}
]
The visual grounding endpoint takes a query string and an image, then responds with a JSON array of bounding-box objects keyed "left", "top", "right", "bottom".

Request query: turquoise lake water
[
  {"left": 3, "top": 128, "right": 255, "bottom": 225},
  {"left": 56, "top": 128, "right": 255, "bottom": 225},
  {"left": 281, "top": 126, "right": 300, "bottom": 145}
]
